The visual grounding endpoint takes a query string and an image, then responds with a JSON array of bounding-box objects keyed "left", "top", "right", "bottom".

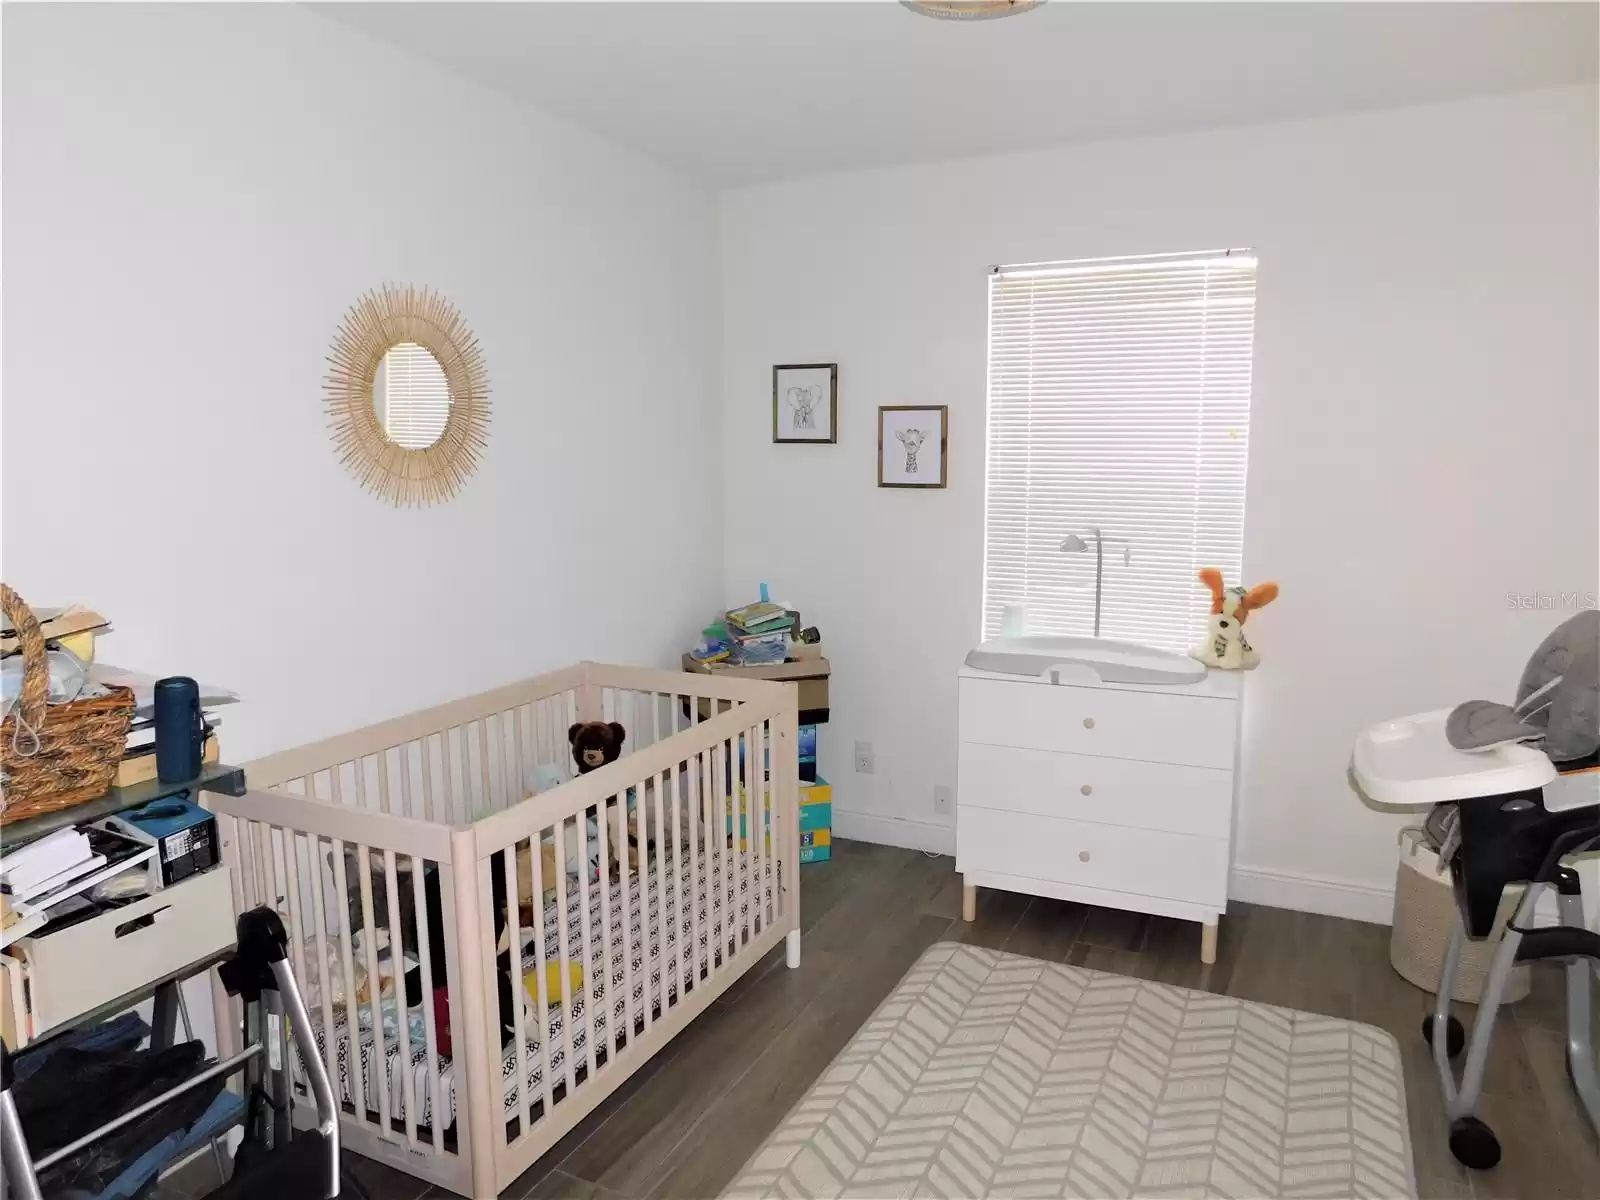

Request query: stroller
[{"left": 1, "top": 906, "right": 361, "bottom": 1199}]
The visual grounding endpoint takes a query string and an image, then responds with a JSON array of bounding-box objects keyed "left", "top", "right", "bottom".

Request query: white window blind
[
  {"left": 983, "top": 250, "right": 1258, "bottom": 653},
  {"left": 382, "top": 341, "right": 451, "bottom": 449}
]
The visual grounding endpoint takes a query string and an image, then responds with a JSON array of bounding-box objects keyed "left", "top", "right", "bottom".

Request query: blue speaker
[{"left": 153, "top": 676, "right": 203, "bottom": 783}]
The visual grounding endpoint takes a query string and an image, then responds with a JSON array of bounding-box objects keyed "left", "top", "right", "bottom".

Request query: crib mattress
[{"left": 303, "top": 843, "right": 777, "bottom": 1130}]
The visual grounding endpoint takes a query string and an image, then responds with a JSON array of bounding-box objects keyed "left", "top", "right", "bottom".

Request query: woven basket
[
  {"left": 1390, "top": 832, "right": 1530, "bottom": 1005},
  {"left": 0, "top": 584, "right": 133, "bottom": 824}
]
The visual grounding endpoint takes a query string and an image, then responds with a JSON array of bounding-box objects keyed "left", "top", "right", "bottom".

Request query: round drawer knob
[
  {"left": 1078, "top": 850, "right": 1091, "bottom": 863},
  {"left": 1082, "top": 717, "right": 1096, "bottom": 729},
  {"left": 1080, "top": 784, "right": 1093, "bottom": 796}
]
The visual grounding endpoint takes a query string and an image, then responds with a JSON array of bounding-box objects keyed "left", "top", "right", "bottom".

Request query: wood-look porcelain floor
[{"left": 165, "top": 840, "right": 1599, "bottom": 1200}]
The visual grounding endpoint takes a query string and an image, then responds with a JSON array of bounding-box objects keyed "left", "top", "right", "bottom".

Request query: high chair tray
[{"left": 1352, "top": 709, "right": 1556, "bottom": 808}]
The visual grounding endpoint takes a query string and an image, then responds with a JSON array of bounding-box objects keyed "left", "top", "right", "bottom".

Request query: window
[{"left": 982, "top": 250, "right": 1258, "bottom": 653}]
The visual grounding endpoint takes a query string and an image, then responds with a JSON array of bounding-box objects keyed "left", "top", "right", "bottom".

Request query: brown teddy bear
[{"left": 569, "top": 721, "right": 626, "bottom": 773}]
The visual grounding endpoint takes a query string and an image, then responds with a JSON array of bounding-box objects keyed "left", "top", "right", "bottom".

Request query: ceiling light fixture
[{"left": 901, "top": 0, "right": 1044, "bottom": 19}]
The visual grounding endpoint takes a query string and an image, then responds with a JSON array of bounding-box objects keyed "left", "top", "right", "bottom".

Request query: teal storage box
[{"left": 799, "top": 802, "right": 832, "bottom": 833}]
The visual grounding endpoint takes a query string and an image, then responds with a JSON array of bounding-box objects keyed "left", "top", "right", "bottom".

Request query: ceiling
[{"left": 314, "top": 2, "right": 1599, "bottom": 185}]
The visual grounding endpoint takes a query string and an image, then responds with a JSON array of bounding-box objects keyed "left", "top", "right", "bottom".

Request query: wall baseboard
[
  {"left": 1229, "top": 866, "right": 1565, "bottom": 927},
  {"left": 834, "top": 822, "right": 1581, "bottom": 930},
  {"left": 832, "top": 809, "right": 955, "bottom": 856},
  {"left": 1227, "top": 865, "right": 1395, "bottom": 925}
]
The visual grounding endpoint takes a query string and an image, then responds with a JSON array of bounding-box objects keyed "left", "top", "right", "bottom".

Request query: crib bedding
[{"left": 302, "top": 842, "right": 778, "bottom": 1130}]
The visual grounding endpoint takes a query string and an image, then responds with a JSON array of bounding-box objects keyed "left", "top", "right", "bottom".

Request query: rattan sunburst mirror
[{"left": 324, "top": 284, "right": 490, "bottom": 506}]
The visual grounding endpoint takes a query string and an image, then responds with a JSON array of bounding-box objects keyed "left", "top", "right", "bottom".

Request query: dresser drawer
[
  {"left": 959, "top": 677, "right": 1237, "bottom": 769},
  {"left": 957, "top": 808, "right": 1228, "bottom": 908},
  {"left": 19, "top": 867, "right": 235, "bottom": 1035},
  {"left": 958, "top": 742, "right": 1232, "bottom": 838}
]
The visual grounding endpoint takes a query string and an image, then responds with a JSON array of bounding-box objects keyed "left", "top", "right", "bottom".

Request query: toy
[
  {"left": 569, "top": 721, "right": 626, "bottom": 773},
  {"left": 523, "top": 960, "right": 584, "bottom": 1004},
  {"left": 1192, "top": 568, "right": 1279, "bottom": 669}
]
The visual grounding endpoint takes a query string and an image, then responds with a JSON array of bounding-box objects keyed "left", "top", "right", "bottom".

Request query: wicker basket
[
  {"left": 1390, "top": 830, "right": 1530, "bottom": 1005},
  {"left": 0, "top": 584, "right": 134, "bottom": 824}
]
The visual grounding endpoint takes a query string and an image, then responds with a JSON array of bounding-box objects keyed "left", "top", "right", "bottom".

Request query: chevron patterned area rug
[{"left": 725, "top": 942, "right": 1415, "bottom": 1199}]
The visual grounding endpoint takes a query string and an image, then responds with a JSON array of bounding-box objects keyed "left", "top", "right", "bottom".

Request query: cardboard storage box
[
  {"left": 682, "top": 654, "right": 830, "bottom": 722},
  {"left": 800, "top": 828, "right": 832, "bottom": 864},
  {"left": 800, "top": 777, "right": 832, "bottom": 862}
]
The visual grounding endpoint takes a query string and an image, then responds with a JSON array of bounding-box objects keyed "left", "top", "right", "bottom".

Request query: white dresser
[{"left": 956, "top": 662, "right": 1242, "bottom": 962}]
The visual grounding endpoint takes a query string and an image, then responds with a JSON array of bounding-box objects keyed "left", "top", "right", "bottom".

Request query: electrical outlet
[
  {"left": 933, "top": 785, "right": 953, "bottom": 815},
  {"left": 854, "top": 741, "right": 875, "bottom": 774}
]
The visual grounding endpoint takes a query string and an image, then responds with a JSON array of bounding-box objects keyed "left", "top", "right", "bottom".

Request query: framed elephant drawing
[{"left": 773, "top": 363, "right": 838, "bottom": 444}]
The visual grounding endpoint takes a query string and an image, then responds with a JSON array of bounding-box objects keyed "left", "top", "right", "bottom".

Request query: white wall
[
  {"left": 2, "top": 3, "right": 721, "bottom": 762},
  {"left": 719, "top": 85, "right": 1599, "bottom": 921}
]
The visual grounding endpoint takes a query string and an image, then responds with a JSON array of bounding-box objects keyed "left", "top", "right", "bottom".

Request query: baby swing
[{"left": 1353, "top": 609, "right": 1599, "bottom": 1170}]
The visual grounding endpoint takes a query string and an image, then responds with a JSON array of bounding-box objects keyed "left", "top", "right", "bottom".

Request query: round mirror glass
[{"left": 373, "top": 341, "right": 451, "bottom": 449}]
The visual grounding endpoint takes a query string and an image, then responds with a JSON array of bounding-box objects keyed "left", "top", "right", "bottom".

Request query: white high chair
[{"left": 1353, "top": 709, "right": 1599, "bottom": 1170}]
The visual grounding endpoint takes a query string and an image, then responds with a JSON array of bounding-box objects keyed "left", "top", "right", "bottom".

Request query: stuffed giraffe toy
[{"left": 1193, "top": 568, "right": 1279, "bottom": 669}]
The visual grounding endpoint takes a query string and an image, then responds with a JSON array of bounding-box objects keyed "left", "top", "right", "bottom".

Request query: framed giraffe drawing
[{"left": 878, "top": 405, "right": 947, "bottom": 488}]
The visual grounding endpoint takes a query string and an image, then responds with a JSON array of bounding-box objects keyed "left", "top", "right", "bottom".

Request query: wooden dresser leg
[
  {"left": 962, "top": 881, "right": 977, "bottom": 923},
  {"left": 1201, "top": 919, "right": 1219, "bottom": 965}
]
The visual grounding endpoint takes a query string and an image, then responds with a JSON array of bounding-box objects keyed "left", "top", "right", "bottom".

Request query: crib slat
[
  {"left": 378, "top": 750, "right": 393, "bottom": 818},
  {"left": 527, "top": 827, "right": 555, "bottom": 1120},
  {"left": 267, "top": 822, "right": 284, "bottom": 913},
  {"left": 329, "top": 840, "right": 368, "bottom": 1126},
  {"left": 689, "top": 746, "right": 703, "bottom": 986},
  {"left": 398, "top": 746, "right": 415, "bottom": 820},
  {"left": 653, "top": 768, "right": 668, "bottom": 1009},
  {"left": 595, "top": 791, "right": 616, "bottom": 1060},
  {"left": 709, "top": 736, "right": 726, "bottom": 976},
  {"left": 234, "top": 817, "right": 258, "bottom": 912},
  {"left": 500, "top": 712, "right": 515, "bottom": 808},
  {"left": 502, "top": 841, "right": 530, "bottom": 1137},
  {"left": 737, "top": 730, "right": 750, "bottom": 951},
  {"left": 381, "top": 849, "right": 419, "bottom": 1147},
  {"left": 756, "top": 722, "right": 769, "bottom": 938},
  {"left": 638, "top": 783, "right": 654, "bottom": 1034},
  {"left": 280, "top": 829, "right": 310, "bottom": 1020},
  {"left": 728, "top": 729, "right": 742, "bottom": 960},
  {"left": 615, "top": 792, "right": 637, "bottom": 1042},
  {"left": 408, "top": 852, "right": 440, "bottom": 1142},
  {"left": 725, "top": 731, "right": 738, "bottom": 966},
  {"left": 307, "top": 835, "right": 341, "bottom": 1109},
  {"left": 576, "top": 813, "right": 597, "bottom": 1080},
  {"left": 421, "top": 735, "right": 437, "bottom": 824},
  {"left": 244, "top": 821, "right": 265, "bottom": 910},
  {"left": 668, "top": 752, "right": 683, "bottom": 1004},
  {"left": 540, "top": 698, "right": 556, "bottom": 779},
  {"left": 477, "top": 720, "right": 492, "bottom": 817},
  {"left": 356, "top": 846, "right": 392, "bottom": 1134},
  {"left": 513, "top": 705, "right": 530, "bottom": 803},
  {"left": 552, "top": 819, "right": 577, "bottom": 1098},
  {"left": 748, "top": 723, "right": 761, "bottom": 947},
  {"left": 443, "top": 728, "right": 462, "bottom": 825}
]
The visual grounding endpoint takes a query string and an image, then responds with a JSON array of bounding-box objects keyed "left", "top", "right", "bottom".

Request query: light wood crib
[{"left": 201, "top": 662, "right": 800, "bottom": 1199}]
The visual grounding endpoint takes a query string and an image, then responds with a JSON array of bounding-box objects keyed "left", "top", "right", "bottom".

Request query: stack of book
[
  {"left": 724, "top": 601, "right": 795, "bottom": 665},
  {"left": 0, "top": 825, "right": 152, "bottom": 923}
]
